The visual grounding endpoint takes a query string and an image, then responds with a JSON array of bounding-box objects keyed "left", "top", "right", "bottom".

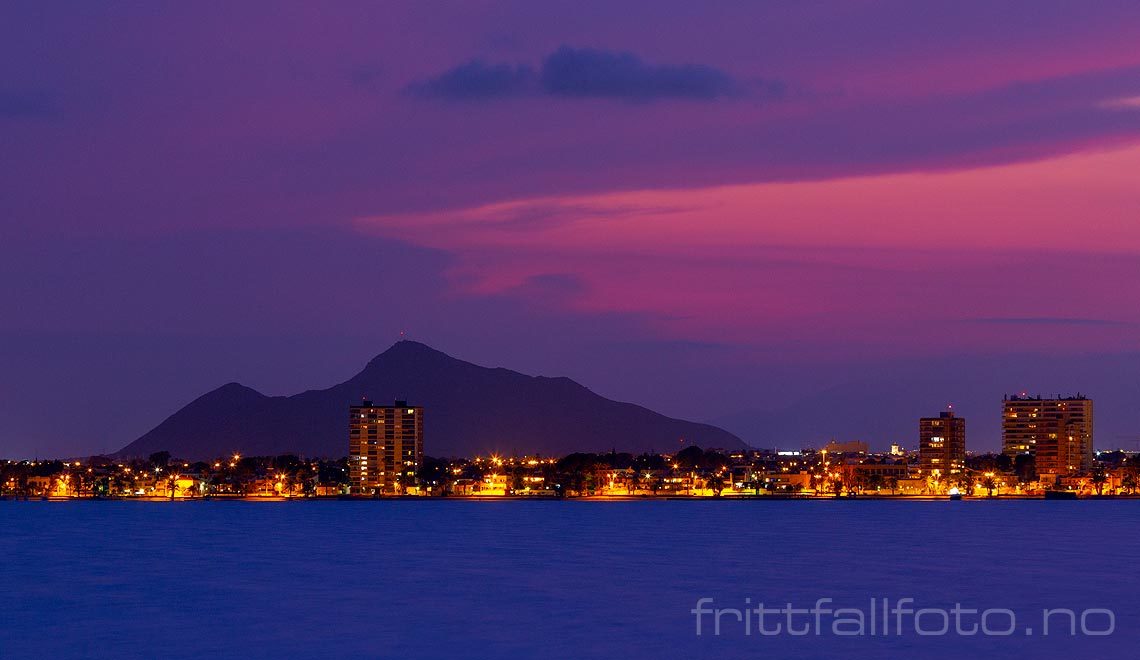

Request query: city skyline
[{"left": 3, "top": 391, "right": 1124, "bottom": 499}]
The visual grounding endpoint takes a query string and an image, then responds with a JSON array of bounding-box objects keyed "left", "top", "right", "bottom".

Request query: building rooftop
[
  {"left": 350, "top": 399, "right": 419, "bottom": 409},
  {"left": 1003, "top": 393, "right": 1090, "bottom": 402}
]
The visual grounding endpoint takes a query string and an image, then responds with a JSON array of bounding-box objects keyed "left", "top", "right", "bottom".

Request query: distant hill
[{"left": 115, "top": 341, "right": 747, "bottom": 460}]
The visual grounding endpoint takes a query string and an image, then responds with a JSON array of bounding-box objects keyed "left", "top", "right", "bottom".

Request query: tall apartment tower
[
  {"left": 1002, "top": 394, "right": 1093, "bottom": 475},
  {"left": 919, "top": 410, "right": 966, "bottom": 477},
  {"left": 349, "top": 400, "right": 424, "bottom": 494}
]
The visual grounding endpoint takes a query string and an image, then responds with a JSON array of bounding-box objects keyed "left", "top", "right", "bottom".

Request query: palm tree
[
  {"left": 284, "top": 472, "right": 301, "bottom": 497},
  {"left": 1091, "top": 467, "right": 1108, "bottom": 496},
  {"left": 70, "top": 471, "right": 87, "bottom": 498},
  {"left": 981, "top": 474, "right": 998, "bottom": 497},
  {"left": 927, "top": 472, "right": 944, "bottom": 495},
  {"left": 110, "top": 472, "right": 130, "bottom": 497},
  {"left": 1122, "top": 472, "right": 1137, "bottom": 495},
  {"left": 957, "top": 476, "right": 973, "bottom": 496},
  {"left": 706, "top": 472, "right": 726, "bottom": 497}
]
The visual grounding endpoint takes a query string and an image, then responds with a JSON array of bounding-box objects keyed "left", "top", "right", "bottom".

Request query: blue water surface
[{"left": 1, "top": 499, "right": 1135, "bottom": 659}]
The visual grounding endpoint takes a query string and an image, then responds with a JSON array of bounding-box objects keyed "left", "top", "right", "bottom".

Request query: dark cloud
[
  {"left": 407, "top": 46, "right": 757, "bottom": 102},
  {"left": 539, "top": 46, "right": 740, "bottom": 100},
  {"left": 406, "top": 60, "right": 536, "bottom": 99},
  {"left": 0, "top": 89, "right": 57, "bottom": 119}
]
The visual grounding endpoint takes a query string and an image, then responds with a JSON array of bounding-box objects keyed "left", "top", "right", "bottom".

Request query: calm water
[{"left": 1, "top": 500, "right": 1136, "bottom": 659}]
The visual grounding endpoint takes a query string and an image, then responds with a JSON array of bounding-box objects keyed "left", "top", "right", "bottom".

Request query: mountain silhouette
[{"left": 116, "top": 341, "right": 747, "bottom": 459}]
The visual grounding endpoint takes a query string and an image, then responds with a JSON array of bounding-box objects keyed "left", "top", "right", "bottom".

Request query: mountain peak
[
  {"left": 362, "top": 340, "right": 460, "bottom": 373},
  {"left": 118, "top": 342, "right": 747, "bottom": 459},
  {"left": 199, "top": 381, "right": 266, "bottom": 402},
  {"left": 381, "top": 339, "right": 448, "bottom": 357}
]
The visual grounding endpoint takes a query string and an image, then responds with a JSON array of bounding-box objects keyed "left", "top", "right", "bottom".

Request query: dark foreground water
[{"left": 1, "top": 500, "right": 1136, "bottom": 659}]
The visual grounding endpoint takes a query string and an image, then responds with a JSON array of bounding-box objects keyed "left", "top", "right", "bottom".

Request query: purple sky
[{"left": 3, "top": 1, "right": 1140, "bottom": 457}]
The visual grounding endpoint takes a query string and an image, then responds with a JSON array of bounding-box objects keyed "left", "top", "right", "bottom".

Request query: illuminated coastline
[{"left": 3, "top": 445, "right": 1132, "bottom": 501}]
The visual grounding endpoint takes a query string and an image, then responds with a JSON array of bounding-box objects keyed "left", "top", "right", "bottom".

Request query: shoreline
[{"left": 4, "top": 493, "right": 1137, "bottom": 502}]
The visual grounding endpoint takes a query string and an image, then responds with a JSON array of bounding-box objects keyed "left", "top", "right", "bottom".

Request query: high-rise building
[
  {"left": 1002, "top": 394, "right": 1093, "bottom": 475},
  {"left": 349, "top": 400, "right": 423, "bottom": 494},
  {"left": 919, "top": 411, "right": 966, "bottom": 477}
]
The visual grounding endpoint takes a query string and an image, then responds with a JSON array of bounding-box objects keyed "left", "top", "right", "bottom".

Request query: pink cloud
[{"left": 359, "top": 144, "right": 1140, "bottom": 357}]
